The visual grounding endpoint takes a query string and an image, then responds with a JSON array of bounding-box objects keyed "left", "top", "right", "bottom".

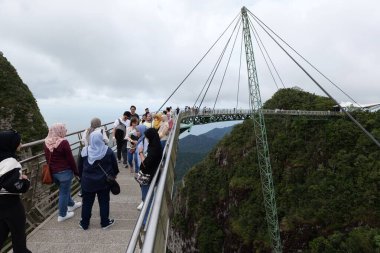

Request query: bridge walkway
[{"left": 24, "top": 164, "right": 140, "bottom": 253}]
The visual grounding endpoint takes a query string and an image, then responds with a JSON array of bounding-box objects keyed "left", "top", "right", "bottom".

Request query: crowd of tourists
[{"left": 0, "top": 105, "right": 176, "bottom": 252}]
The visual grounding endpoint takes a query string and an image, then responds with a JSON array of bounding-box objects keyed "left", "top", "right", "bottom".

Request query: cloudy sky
[{"left": 1, "top": 0, "right": 379, "bottom": 131}]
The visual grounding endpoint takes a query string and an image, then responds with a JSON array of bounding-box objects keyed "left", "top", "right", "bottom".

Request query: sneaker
[
  {"left": 68, "top": 202, "right": 82, "bottom": 212},
  {"left": 79, "top": 221, "right": 88, "bottom": 230},
  {"left": 102, "top": 219, "right": 115, "bottom": 229},
  {"left": 58, "top": 211, "right": 74, "bottom": 222},
  {"left": 137, "top": 201, "right": 144, "bottom": 211}
]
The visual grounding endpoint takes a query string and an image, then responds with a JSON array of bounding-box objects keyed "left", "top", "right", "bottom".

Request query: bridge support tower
[{"left": 241, "top": 6, "right": 282, "bottom": 252}]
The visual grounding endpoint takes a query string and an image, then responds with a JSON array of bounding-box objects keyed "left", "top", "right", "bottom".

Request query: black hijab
[
  {"left": 142, "top": 128, "right": 163, "bottom": 175},
  {"left": 0, "top": 130, "right": 21, "bottom": 162}
]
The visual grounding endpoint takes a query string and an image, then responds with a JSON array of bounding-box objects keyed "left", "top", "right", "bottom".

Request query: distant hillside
[
  {"left": 170, "top": 88, "right": 380, "bottom": 252},
  {"left": 0, "top": 52, "right": 48, "bottom": 142},
  {"left": 175, "top": 126, "right": 233, "bottom": 183}
]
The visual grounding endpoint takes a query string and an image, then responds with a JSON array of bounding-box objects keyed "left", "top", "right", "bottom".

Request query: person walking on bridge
[
  {"left": 44, "top": 123, "right": 82, "bottom": 222},
  {"left": 78, "top": 131, "right": 119, "bottom": 230},
  {"left": 0, "top": 130, "right": 31, "bottom": 253}
]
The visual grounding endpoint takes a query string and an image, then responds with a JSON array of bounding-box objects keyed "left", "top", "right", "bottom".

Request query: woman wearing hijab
[
  {"left": 134, "top": 124, "right": 147, "bottom": 211},
  {"left": 44, "top": 123, "right": 81, "bottom": 222},
  {"left": 81, "top": 117, "right": 109, "bottom": 147},
  {"left": 0, "top": 130, "right": 31, "bottom": 253},
  {"left": 78, "top": 131, "right": 119, "bottom": 230},
  {"left": 137, "top": 128, "right": 163, "bottom": 222}
]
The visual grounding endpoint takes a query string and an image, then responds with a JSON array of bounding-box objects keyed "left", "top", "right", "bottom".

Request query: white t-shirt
[
  {"left": 113, "top": 118, "right": 130, "bottom": 128},
  {"left": 125, "top": 126, "right": 137, "bottom": 149}
]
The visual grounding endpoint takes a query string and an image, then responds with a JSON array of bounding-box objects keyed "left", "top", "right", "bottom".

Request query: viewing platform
[{"left": 24, "top": 164, "right": 140, "bottom": 253}]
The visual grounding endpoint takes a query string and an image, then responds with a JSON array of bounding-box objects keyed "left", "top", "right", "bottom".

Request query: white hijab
[{"left": 81, "top": 132, "right": 108, "bottom": 165}]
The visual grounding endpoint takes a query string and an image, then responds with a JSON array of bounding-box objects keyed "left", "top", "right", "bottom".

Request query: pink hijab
[{"left": 44, "top": 123, "right": 67, "bottom": 152}]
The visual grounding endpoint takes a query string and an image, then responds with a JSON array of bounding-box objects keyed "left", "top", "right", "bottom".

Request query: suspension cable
[
  {"left": 193, "top": 36, "right": 231, "bottom": 108},
  {"left": 156, "top": 12, "right": 241, "bottom": 113},
  {"left": 248, "top": 12, "right": 380, "bottom": 148},
  {"left": 236, "top": 30, "right": 243, "bottom": 110},
  {"left": 213, "top": 22, "right": 242, "bottom": 110},
  {"left": 247, "top": 10, "right": 362, "bottom": 108},
  {"left": 248, "top": 17, "right": 285, "bottom": 89},
  {"left": 247, "top": 18, "right": 279, "bottom": 90},
  {"left": 198, "top": 16, "right": 241, "bottom": 110}
]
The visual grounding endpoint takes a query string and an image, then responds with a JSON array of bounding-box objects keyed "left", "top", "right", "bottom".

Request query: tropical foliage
[
  {"left": 172, "top": 88, "right": 380, "bottom": 252},
  {"left": 0, "top": 53, "right": 48, "bottom": 142}
]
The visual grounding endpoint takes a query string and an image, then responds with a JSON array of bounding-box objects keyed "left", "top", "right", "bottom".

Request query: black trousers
[
  {"left": 80, "top": 188, "right": 111, "bottom": 228},
  {"left": 0, "top": 196, "right": 31, "bottom": 253},
  {"left": 115, "top": 129, "right": 125, "bottom": 161}
]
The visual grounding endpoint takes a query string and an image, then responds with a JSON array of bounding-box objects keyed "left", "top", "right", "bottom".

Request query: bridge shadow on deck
[{"left": 23, "top": 163, "right": 141, "bottom": 253}]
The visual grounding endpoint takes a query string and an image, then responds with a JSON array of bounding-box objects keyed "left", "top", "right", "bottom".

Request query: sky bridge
[
  {"left": 2, "top": 6, "right": 380, "bottom": 253},
  {"left": 2, "top": 107, "right": 354, "bottom": 253}
]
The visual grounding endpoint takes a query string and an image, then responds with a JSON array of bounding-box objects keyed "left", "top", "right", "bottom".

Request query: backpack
[{"left": 115, "top": 118, "right": 126, "bottom": 133}]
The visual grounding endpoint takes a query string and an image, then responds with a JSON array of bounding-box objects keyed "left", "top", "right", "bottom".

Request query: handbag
[
  {"left": 98, "top": 163, "right": 120, "bottom": 195},
  {"left": 42, "top": 152, "right": 53, "bottom": 184},
  {"left": 135, "top": 170, "right": 151, "bottom": 186}
]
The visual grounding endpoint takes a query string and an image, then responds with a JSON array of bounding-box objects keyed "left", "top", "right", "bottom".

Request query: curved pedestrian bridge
[{"left": 3, "top": 109, "right": 343, "bottom": 253}]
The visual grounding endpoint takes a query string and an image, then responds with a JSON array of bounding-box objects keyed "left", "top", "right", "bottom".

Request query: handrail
[
  {"left": 142, "top": 114, "right": 178, "bottom": 252},
  {"left": 126, "top": 114, "right": 180, "bottom": 252},
  {"left": 1, "top": 121, "right": 116, "bottom": 253}
]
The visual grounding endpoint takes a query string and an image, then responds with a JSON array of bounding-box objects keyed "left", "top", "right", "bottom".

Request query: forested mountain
[
  {"left": 0, "top": 52, "right": 48, "bottom": 142},
  {"left": 175, "top": 127, "right": 233, "bottom": 183},
  {"left": 170, "top": 88, "right": 380, "bottom": 252}
]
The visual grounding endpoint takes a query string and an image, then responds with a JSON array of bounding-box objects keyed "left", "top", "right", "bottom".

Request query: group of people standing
[
  {"left": 112, "top": 105, "right": 170, "bottom": 211},
  {"left": 0, "top": 104, "right": 169, "bottom": 252}
]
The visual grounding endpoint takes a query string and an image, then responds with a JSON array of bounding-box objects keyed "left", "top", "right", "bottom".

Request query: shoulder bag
[
  {"left": 42, "top": 152, "right": 53, "bottom": 184},
  {"left": 98, "top": 163, "right": 120, "bottom": 195}
]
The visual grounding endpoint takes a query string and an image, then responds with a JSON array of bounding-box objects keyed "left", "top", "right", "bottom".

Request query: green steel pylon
[{"left": 241, "top": 6, "right": 282, "bottom": 253}]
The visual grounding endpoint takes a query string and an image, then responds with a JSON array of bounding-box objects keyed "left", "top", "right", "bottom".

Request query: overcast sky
[{"left": 1, "top": 0, "right": 379, "bottom": 131}]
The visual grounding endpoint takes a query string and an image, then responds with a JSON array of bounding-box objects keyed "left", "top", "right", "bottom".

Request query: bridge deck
[{"left": 24, "top": 164, "right": 140, "bottom": 253}]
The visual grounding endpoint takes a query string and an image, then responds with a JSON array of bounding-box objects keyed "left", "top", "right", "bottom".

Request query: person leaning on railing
[
  {"left": 137, "top": 128, "right": 163, "bottom": 225},
  {"left": 0, "top": 130, "right": 32, "bottom": 253}
]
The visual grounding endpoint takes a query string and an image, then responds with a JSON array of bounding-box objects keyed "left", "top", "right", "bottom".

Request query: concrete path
[{"left": 25, "top": 164, "right": 141, "bottom": 253}]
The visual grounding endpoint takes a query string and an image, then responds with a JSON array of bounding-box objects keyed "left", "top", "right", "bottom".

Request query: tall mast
[{"left": 241, "top": 6, "right": 282, "bottom": 252}]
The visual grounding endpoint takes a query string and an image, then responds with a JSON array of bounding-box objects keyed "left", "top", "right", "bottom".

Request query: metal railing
[
  {"left": 1, "top": 122, "right": 116, "bottom": 253},
  {"left": 179, "top": 109, "right": 343, "bottom": 126},
  {"left": 127, "top": 114, "right": 180, "bottom": 253}
]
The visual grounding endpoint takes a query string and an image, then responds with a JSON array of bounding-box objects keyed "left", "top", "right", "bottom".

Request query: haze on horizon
[{"left": 1, "top": 0, "right": 379, "bottom": 131}]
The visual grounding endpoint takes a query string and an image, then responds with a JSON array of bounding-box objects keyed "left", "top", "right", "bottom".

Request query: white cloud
[{"left": 1, "top": 0, "right": 380, "bottom": 130}]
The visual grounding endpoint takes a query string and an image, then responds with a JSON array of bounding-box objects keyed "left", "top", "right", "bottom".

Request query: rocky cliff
[{"left": 0, "top": 52, "right": 48, "bottom": 142}]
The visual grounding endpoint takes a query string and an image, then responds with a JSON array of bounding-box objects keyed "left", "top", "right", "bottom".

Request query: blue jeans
[
  {"left": 53, "top": 170, "right": 75, "bottom": 217},
  {"left": 80, "top": 188, "right": 111, "bottom": 228},
  {"left": 127, "top": 149, "right": 139, "bottom": 172}
]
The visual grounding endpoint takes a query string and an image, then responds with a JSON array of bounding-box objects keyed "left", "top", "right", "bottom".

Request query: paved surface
[{"left": 25, "top": 164, "right": 141, "bottom": 253}]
